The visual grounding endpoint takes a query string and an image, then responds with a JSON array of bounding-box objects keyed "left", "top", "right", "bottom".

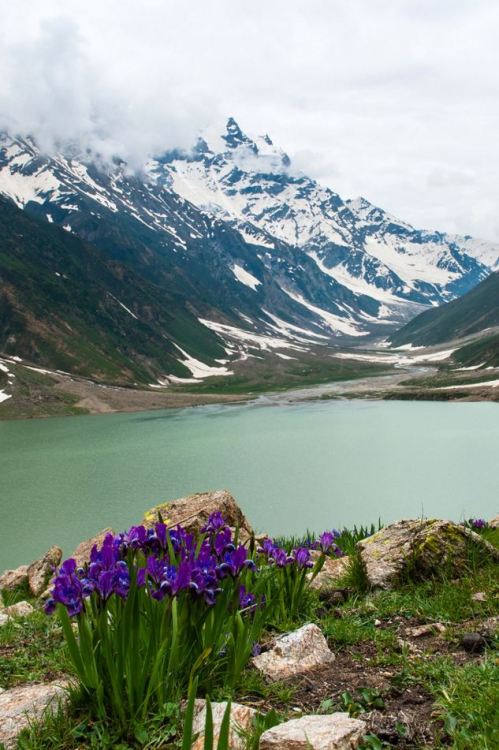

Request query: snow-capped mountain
[
  {"left": 0, "top": 119, "right": 498, "bottom": 382},
  {"left": 158, "top": 118, "right": 499, "bottom": 309}
]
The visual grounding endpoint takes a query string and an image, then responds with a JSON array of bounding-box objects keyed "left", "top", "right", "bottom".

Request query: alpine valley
[{"left": 1, "top": 118, "right": 499, "bottom": 412}]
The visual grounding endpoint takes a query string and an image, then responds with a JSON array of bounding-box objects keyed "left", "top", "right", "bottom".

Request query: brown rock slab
[
  {"left": 0, "top": 565, "right": 29, "bottom": 593},
  {"left": 309, "top": 556, "right": 350, "bottom": 591},
  {"left": 28, "top": 546, "right": 62, "bottom": 597},
  {"left": 357, "top": 519, "right": 499, "bottom": 590},
  {"left": 143, "top": 490, "right": 253, "bottom": 540},
  {"left": 259, "top": 713, "right": 366, "bottom": 749},
  {"left": 71, "top": 528, "right": 114, "bottom": 568},
  {"left": 252, "top": 623, "right": 335, "bottom": 681},
  {"left": 191, "top": 699, "right": 256, "bottom": 749},
  {"left": 0, "top": 682, "right": 68, "bottom": 749}
]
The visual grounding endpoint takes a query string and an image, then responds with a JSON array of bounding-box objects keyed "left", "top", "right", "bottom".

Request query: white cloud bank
[{"left": 1, "top": 0, "right": 499, "bottom": 239}]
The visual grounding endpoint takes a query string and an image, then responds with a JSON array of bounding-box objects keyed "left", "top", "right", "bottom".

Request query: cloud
[{"left": 1, "top": 1, "right": 499, "bottom": 239}]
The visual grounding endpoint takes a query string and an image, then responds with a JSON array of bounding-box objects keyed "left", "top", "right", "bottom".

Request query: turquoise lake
[{"left": 1, "top": 398, "right": 498, "bottom": 570}]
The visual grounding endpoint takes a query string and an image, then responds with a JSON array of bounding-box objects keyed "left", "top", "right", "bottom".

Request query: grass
[
  {"left": 0, "top": 364, "right": 88, "bottom": 421},
  {"left": 172, "top": 355, "right": 390, "bottom": 396},
  {"left": 427, "top": 657, "right": 499, "bottom": 749},
  {"left": 3, "top": 524, "right": 498, "bottom": 749},
  {"left": 0, "top": 610, "right": 70, "bottom": 690}
]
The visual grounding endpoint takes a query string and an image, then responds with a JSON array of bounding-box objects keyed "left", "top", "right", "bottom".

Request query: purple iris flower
[
  {"left": 217, "top": 545, "right": 255, "bottom": 578},
  {"left": 202, "top": 511, "right": 226, "bottom": 533},
  {"left": 258, "top": 538, "right": 276, "bottom": 556},
  {"left": 318, "top": 531, "right": 335, "bottom": 552},
  {"left": 214, "top": 527, "right": 233, "bottom": 557},
  {"left": 122, "top": 525, "right": 148, "bottom": 550},
  {"left": 239, "top": 585, "right": 256, "bottom": 610},
  {"left": 471, "top": 518, "right": 487, "bottom": 529},
  {"left": 46, "top": 558, "right": 87, "bottom": 617},
  {"left": 271, "top": 547, "right": 294, "bottom": 567},
  {"left": 293, "top": 547, "right": 313, "bottom": 569}
]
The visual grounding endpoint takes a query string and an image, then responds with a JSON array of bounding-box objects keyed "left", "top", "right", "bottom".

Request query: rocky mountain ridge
[{"left": 1, "top": 119, "right": 498, "bottom": 383}]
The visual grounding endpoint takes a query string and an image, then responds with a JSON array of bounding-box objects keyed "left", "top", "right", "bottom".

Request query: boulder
[
  {"left": 28, "top": 546, "right": 62, "bottom": 597},
  {"left": 143, "top": 490, "right": 253, "bottom": 540},
  {"left": 71, "top": 528, "right": 114, "bottom": 568},
  {"left": 488, "top": 514, "right": 499, "bottom": 529},
  {"left": 357, "top": 519, "right": 499, "bottom": 590},
  {"left": 309, "top": 555, "right": 350, "bottom": 592},
  {"left": 2, "top": 601, "right": 34, "bottom": 619},
  {"left": 191, "top": 699, "right": 256, "bottom": 750},
  {"left": 0, "top": 565, "right": 28, "bottom": 593},
  {"left": 252, "top": 623, "right": 335, "bottom": 681},
  {"left": 259, "top": 713, "right": 366, "bottom": 749},
  {"left": 0, "top": 682, "right": 68, "bottom": 749},
  {"left": 0, "top": 613, "right": 8, "bottom": 627}
]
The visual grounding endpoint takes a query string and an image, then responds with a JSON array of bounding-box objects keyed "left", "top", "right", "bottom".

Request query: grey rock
[
  {"left": 191, "top": 699, "right": 256, "bottom": 750},
  {"left": 252, "top": 623, "right": 335, "bottom": 681},
  {"left": 143, "top": 490, "right": 253, "bottom": 541},
  {"left": 259, "top": 713, "right": 366, "bottom": 749},
  {"left": 309, "top": 555, "right": 350, "bottom": 592},
  {"left": 0, "top": 565, "right": 29, "bottom": 593},
  {"left": 0, "top": 682, "right": 68, "bottom": 749},
  {"left": 406, "top": 623, "right": 446, "bottom": 638},
  {"left": 357, "top": 519, "right": 499, "bottom": 590},
  {"left": 2, "top": 601, "right": 34, "bottom": 618},
  {"left": 461, "top": 633, "right": 487, "bottom": 653},
  {"left": 28, "top": 546, "right": 62, "bottom": 597}
]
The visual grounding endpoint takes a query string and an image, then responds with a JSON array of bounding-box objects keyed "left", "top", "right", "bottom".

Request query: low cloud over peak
[{"left": 2, "top": 1, "right": 499, "bottom": 239}]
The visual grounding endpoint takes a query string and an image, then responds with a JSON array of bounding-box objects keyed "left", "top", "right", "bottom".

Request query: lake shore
[{"left": 2, "top": 350, "right": 499, "bottom": 422}]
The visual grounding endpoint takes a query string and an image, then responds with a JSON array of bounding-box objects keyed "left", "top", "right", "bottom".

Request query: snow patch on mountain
[
  {"left": 173, "top": 344, "right": 233, "bottom": 378},
  {"left": 281, "top": 288, "right": 368, "bottom": 337},
  {"left": 232, "top": 264, "right": 261, "bottom": 291}
]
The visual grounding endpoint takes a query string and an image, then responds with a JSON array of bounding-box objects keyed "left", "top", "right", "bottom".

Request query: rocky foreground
[{"left": 1, "top": 491, "right": 498, "bottom": 749}]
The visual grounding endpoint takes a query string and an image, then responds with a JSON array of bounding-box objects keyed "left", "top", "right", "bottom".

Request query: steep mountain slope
[
  {"left": 1, "top": 119, "right": 498, "bottom": 380},
  {"left": 452, "top": 332, "right": 499, "bottom": 369},
  {"left": 390, "top": 271, "right": 499, "bottom": 347},
  {"left": 0, "top": 196, "right": 232, "bottom": 382}
]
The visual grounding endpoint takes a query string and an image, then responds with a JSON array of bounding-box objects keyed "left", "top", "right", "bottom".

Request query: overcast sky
[{"left": 2, "top": 1, "right": 499, "bottom": 240}]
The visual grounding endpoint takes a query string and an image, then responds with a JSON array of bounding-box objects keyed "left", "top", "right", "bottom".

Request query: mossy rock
[{"left": 357, "top": 519, "right": 499, "bottom": 589}]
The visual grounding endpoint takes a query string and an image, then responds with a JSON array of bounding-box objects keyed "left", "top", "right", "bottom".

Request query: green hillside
[
  {"left": 0, "top": 197, "right": 225, "bottom": 384},
  {"left": 390, "top": 271, "right": 499, "bottom": 347},
  {"left": 452, "top": 332, "right": 499, "bottom": 368}
]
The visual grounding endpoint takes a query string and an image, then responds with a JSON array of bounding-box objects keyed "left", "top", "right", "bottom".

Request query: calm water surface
[{"left": 1, "top": 399, "right": 498, "bottom": 570}]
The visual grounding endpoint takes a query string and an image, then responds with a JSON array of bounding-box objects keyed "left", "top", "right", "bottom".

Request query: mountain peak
[{"left": 222, "top": 117, "right": 257, "bottom": 152}]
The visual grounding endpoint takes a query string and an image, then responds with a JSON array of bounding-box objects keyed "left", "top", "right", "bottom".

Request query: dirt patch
[{"left": 240, "top": 614, "right": 497, "bottom": 748}]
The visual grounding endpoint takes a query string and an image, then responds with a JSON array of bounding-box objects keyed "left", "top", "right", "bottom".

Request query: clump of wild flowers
[
  {"left": 469, "top": 518, "right": 487, "bottom": 531},
  {"left": 45, "top": 513, "right": 343, "bottom": 732}
]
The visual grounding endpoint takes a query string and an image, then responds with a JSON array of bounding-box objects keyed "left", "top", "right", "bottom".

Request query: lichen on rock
[{"left": 357, "top": 519, "right": 499, "bottom": 590}]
